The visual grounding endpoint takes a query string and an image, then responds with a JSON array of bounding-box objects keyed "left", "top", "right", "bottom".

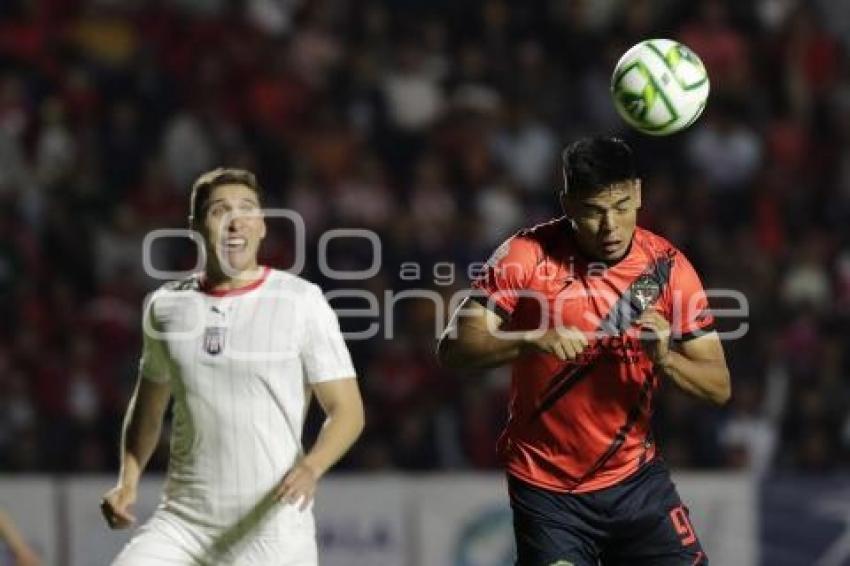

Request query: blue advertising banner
[{"left": 762, "top": 475, "right": 850, "bottom": 566}]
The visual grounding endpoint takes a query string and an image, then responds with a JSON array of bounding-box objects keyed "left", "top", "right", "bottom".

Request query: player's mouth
[
  {"left": 601, "top": 240, "right": 622, "bottom": 253},
  {"left": 222, "top": 236, "right": 248, "bottom": 252}
]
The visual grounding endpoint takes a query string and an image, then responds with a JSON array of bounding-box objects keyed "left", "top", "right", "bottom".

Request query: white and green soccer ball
[{"left": 611, "top": 39, "right": 710, "bottom": 136}]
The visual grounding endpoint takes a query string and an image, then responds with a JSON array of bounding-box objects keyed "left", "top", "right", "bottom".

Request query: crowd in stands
[{"left": 0, "top": 0, "right": 848, "bottom": 476}]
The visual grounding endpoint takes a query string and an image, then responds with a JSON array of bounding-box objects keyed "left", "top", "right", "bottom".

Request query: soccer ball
[{"left": 611, "top": 39, "right": 710, "bottom": 136}]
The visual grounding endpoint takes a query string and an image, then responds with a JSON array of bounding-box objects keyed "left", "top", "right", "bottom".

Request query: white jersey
[{"left": 140, "top": 266, "right": 355, "bottom": 532}]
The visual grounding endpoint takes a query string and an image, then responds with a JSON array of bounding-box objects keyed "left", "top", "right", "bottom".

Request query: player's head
[
  {"left": 189, "top": 167, "right": 267, "bottom": 276},
  {"left": 559, "top": 136, "right": 641, "bottom": 262}
]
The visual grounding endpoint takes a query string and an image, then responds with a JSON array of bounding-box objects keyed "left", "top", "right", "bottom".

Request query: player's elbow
[
  {"left": 352, "top": 401, "right": 366, "bottom": 438},
  {"left": 711, "top": 369, "right": 732, "bottom": 406},
  {"left": 338, "top": 395, "right": 366, "bottom": 438}
]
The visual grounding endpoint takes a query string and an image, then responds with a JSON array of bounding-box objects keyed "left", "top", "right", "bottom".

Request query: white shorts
[{"left": 112, "top": 510, "right": 318, "bottom": 566}]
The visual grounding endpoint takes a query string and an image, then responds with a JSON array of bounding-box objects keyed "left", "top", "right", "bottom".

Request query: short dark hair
[
  {"left": 189, "top": 167, "right": 262, "bottom": 225},
  {"left": 560, "top": 137, "right": 637, "bottom": 199}
]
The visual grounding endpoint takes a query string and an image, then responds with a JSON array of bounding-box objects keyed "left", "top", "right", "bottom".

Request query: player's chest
[
  {"left": 520, "top": 263, "right": 653, "bottom": 333},
  {"left": 159, "top": 294, "right": 303, "bottom": 374}
]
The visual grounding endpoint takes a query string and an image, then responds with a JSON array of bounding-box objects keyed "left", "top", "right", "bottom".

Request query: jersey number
[{"left": 668, "top": 505, "right": 697, "bottom": 546}]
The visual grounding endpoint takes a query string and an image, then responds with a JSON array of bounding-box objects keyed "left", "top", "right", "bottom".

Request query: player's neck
[
  {"left": 596, "top": 238, "right": 634, "bottom": 266},
  {"left": 202, "top": 262, "right": 266, "bottom": 292}
]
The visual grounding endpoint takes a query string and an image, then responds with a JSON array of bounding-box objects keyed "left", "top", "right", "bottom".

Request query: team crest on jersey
[
  {"left": 203, "top": 326, "right": 227, "bottom": 355},
  {"left": 631, "top": 273, "right": 662, "bottom": 311}
]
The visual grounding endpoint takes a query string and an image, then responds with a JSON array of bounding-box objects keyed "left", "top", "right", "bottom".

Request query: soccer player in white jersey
[{"left": 100, "top": 168, "right": 365, "bottom": 565}]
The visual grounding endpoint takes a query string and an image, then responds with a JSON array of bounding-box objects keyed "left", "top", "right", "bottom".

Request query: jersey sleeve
[
  {"left": 669, "top": 252, "right": 715, "bottom": 341},
  {"left": 300, "top": 286, "right": 357, "bottom": 384},
  {"left": 470, "top": 235, "right": 540, "bottom": 319},
  {"left": 139, "top": 293, "right": 172, "bottom": 383}
]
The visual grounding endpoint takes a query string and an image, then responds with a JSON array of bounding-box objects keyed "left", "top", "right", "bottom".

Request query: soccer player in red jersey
[{"left": 438, "top": 137, "right": 730, "bottom": 565}]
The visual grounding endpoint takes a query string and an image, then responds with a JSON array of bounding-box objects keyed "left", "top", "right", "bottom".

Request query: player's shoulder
[
  {"left": 516, "top": 216, "right": 570, "bottom": 243},
  {"left": 146, "top": 274, "right": 202, "bottom": 303},
  {"left": 503, "top": 216, "right": 571, "bottom": 258},
  {"left": 634, "top": 227, "right": 700, "bottom": 277},
  {"left": 143, "top": 274, "right": 203, "bottom": 322},
  {"left": 264, "top": 268, "right": 326, "bottom": 301},
  {"left": 634, "top": 227, "right": 686, "bottom": 259}
]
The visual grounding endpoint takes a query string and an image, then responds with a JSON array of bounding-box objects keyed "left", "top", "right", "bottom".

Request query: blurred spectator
[
  {"left": 491, "top": 101, "right": 558, "bottom": 193},
  {"left": 780, "top": 235, "right": 833, "bottom": 312},
  {"left": 382, "top": 41, "right": 444, "bottom": 134},
  {"left": 679, "top": 0, "right": 751, "bottom": 92},
  {"left": 94, "top": 205, "right": 146, "bottom": 286},
  {"left": 409, "top": 155, "right": 459, "bottom": 252},
  {"left": 718, "top": 379, "right": 778, "bottom": 476},
  {"left": 161, "top": 111, "right": 215, "bottom": 190},
  {"left": 686, "top": 100, "right": 763, "bottom": 194},
  {"left": 475, "top": 179, "right": 524, "bottom": 246},
  {"left": 34, "top": 97, "right": 75, "bottom": 190},
  {"left": 246, "top": 0, "right": 300, "bottom": 37}
]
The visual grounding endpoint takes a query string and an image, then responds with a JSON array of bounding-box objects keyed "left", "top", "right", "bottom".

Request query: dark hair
[
  {"left": 189, "top": 167, "right": 263, "bottom": 225},
  {"left": 560, "top": 137, "right": 637, "bottom": 199}
]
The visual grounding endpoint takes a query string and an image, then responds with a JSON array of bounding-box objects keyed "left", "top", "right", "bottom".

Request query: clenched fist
[
  {"left": 523, "top": 326, "right": 590, "bottom": 361},
  {"left": 635, "top": 308, "right": 671, "bottom": 364},
  {"left": 100, "top": 484, "right": 137, "bottom": 530}
]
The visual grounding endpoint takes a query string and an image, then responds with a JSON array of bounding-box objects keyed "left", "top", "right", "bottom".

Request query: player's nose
[{"left": 228, "top": 213, "right": 249, "bottom": 232}]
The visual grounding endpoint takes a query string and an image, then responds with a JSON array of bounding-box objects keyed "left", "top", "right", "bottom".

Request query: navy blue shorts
[{"left": 509, "top": 459, "right": 708, "bottom": 566}]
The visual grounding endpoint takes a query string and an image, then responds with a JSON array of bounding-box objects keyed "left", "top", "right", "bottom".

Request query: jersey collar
[{"left": 199, "top": 265, "right": 271, "bottom": 297}]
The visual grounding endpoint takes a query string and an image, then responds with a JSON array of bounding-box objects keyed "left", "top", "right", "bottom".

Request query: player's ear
[
  {"left": 259, "top": 212, "right": 267, "bottom": 240},
  {"left": 559, "top": 190, "right": 570, "bottom": 216},
  {"left": 561, "top": 197, "right": 580, "bottom": 232},
  {"left": 633, "top": 179, "right": 642, "bottom": 208}
]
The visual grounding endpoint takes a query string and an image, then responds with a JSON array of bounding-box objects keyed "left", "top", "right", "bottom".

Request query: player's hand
[
  {"left": 635, "top": 308, "right": 671, "bottom": 364},
  {"left": 276, "top": 460, "right": 320, "bottom": 511},
  {"left": 523, "top": 326, "right": 589, "bottom": 361},
  {"left": 100, "top": 484, "right": 137, "bottom": 529}
]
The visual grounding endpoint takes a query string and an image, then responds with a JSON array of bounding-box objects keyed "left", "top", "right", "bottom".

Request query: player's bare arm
[
  {"left": 437, "top": 299, "right": 589, "bottom": 369},
  {"left": 277, "top": 378, "right": 364, "bottom": 510},
  {"left": 636, "top": 308, "right": 731, "bottom": 405},
  {"left": 0, "top": 509, "right": 41, "bottom": 566},
  {"left": 100, "top": 376, "right": 172, "bottom": 529}
]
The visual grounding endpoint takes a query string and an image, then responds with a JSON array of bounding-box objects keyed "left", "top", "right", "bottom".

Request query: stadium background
[{"left": 0, "top": 0, "right": 848, "bottom": 564}]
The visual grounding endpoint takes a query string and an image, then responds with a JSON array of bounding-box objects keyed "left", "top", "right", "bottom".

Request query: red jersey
[{"left": 471, "top": 218, "right": 715, "bottom": 493}]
